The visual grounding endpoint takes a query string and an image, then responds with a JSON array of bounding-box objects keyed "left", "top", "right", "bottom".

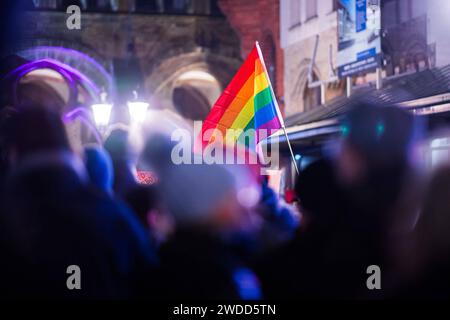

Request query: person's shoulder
[{"left": 102, "top": 192, "right": 159, "bottom": 263}]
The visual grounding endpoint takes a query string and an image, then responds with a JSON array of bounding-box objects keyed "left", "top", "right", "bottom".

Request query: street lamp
[
  {"left": 127, "top": 91, "right": 149, "bottom": 125},
  {"left": 91, "top": 91, "right": 112, "bottom": 128}
]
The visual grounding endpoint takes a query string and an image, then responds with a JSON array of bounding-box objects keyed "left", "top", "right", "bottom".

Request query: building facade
[
  {"left": 280, "top": 0, "right": 342, "bottom": 116},
  {"left": 280, "top": 0, "right": 438, "bottom": 117},
  {"left": 219, "top": 0, "right": 285, "bottom": 111},
  {"left": 14, "top": 0, "right": 242, "bottom": 124},
  {"left": 273, "top": 0, "right": 450, "bottom": 195}
]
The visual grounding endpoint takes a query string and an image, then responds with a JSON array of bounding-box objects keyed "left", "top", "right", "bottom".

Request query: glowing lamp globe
[
  {"left": 127, "top": 101, "right": 149, "bottom": 124},
  {"left": 91, "top": 103, "right": 112, "bottom": 127}
]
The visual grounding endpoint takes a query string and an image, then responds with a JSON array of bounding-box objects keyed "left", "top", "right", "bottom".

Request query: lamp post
[
  {"left": 127, "top": 90, "right": 149, "bottom": 125},
  {"left": 91, "top": 91, "right": 112, "bottom": 133}
]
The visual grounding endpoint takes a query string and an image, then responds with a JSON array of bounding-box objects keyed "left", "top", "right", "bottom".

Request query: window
[
  {"left": 60, "top": 0, "right": 85, "bottom": 10},
  {"left": 382, "top": 0, "right": 398, "bottom": 29},
  {"left": 84, "top": 0, "right": 117, "bottom": 11},
  {"left": 135, "top": 0, "right": 164, "bottom": 13},
  {"left": 290, "top": 0, "right": 301, "bottom": 28},
  {"left": 303, "top": 73, "right": 321, "bottom": 111},
  {"left": 382, "top": 0, "right": 412, "bottom": 28},
  {"left": 32, "top": 0, "right": 58, "bottom": 9},
  {"left": 399, "top": 0, "right": 412, "bottom": 23},
  {"left": 430, "top": 138, "right": 450, "bottom": 168},
  {"left": 189, "top": 0, "right": 210, "bottom": 15},
  {"left": 170, "top": 0, "right": 189, "bottom": 13},
  {"left": 262, "top": 35, "right": 277, "bottom": 93},
  {"left": 305, "top": 0, "right": 317, "bottom": 21}
]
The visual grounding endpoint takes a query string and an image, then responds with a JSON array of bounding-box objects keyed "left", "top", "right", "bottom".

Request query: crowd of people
[{"left": 1, "top": 58, "right": 450, "bottom": 300}]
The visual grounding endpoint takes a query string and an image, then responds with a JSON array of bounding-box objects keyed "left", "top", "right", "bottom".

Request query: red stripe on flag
[{"left": 224, "top": 47, "right": 258, "bottom": 96}]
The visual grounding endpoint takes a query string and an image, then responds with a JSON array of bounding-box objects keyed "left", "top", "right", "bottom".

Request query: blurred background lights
[
  {"left": 91, "top": 103, "right": 112, "bottom": 127},
  {"left": 128, "top": 101, "right": 149, "bottom": 124},
  {"left": 237, "top": 186, "right": 260, "bottom": 209},
  {"left": 128, "top": 91, "right": 149, "bottom": 125},
  {"left": 91, "top": 91, "right": 112, "bottom": 127},
  {"left": 376, "top": 121, "right": 385, "bottom": 137}
]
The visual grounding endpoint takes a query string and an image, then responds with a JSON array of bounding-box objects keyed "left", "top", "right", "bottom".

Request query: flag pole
[
  {"left": 282, "top": 127, "right": 299, "bottom": 174},
  {"left": 255, "top": 41, "right": 299, "bottom": 175}
]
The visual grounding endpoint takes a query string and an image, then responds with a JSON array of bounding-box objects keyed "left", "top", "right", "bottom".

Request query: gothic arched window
[{"left": 303, "top": 72, "right": 321, "bottom": 112}]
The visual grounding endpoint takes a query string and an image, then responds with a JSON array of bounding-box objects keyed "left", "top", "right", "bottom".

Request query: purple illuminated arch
[
  {"left": 4, "top": 58, "right": 104, "bottom": 143},
  {"left": 18, "top": 46, "right": 113, "bottom": 97},
  {"left": 63, "top": 107, "right": 102, "bottom": 145},
  {"left": 5, "top": 58, "right": 101, "bottom": 106}
]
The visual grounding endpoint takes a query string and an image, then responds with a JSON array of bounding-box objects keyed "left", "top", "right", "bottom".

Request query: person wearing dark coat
[
  {"left": 256, "top": 158, "right": 348, "bottom": 299},
  {"left": 144, "top": 156, "right": 262, "bottom": 300},
  {"left": 257, "top": 103, "right": 421, "bottom": 299},
  {"left": 103, "top": 127, "right": 158, "bottom": 237},
  {"left": 83, "top": 145, "right": 114, "bottom": 195},
  {"left": 0, "top": 108, "right": 158, "bottom": 299}
]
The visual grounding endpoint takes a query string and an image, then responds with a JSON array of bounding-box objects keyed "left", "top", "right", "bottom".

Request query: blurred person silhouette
[
  {"left": 0, "top": 55, "right": 29, "bottom": 107},
  {"left": 395, "top": 165, "right": 450, "bottom": 298},
  {"left": 16, "top": 78, "right": 66, "bottom": 113},
  {"left": 0, "top": 107, "right": 157, "bottom": 298},
  {"left": 1, "top": 57, "right": 65, "bottom": 181},
  {"left": 0, "top": 106, "right": 18, "bottom": 185},
  {"left": 160, "top": 164, "right": 261, "bottom": 299},
  {"left": 258, "top": 102, "right": 422, "bottom": 299},
  {"left": 330, "top": 102, "right": 423, "bottom": 297},
  {"left": 103, "top": 125, "right": 137, "bottom": 197},
  {"left": 142, "top": 137, "right": 262, "bottom": 299},
  {"left": 84, "top": 144, "right": 169, "bottom": 246},
  {"left": 83, "top": 145, "right": 114, "bottom": 195},
  {"left": 1, "top": 62, "right": 67, "bottom": 114},
  {"left": 103, "top": 125, "right": 161, "bottom": 231},
  {"left": 254, "top": 176, "right": 300, "bottom": 252},
  {"left": 139, "top": 132, "right": 179, "bottom": 175},
  {"left": 141, "top": 133, "right": 295, "bottom": 256},
  {"left": 256, "top": 158, "right": 346, "bottom": 298},
  {"left": 126, "top": 181, "right": 174, "bottom": 247}
]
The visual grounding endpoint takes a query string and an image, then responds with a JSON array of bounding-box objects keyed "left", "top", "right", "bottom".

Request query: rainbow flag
[{"left": 199, "top": 42, "right": 283, "bottom": 150}]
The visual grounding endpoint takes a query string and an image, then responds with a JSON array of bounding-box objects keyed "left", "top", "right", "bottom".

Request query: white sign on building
[{"left": 337, "top": 0, "right": 382, "bottom": 77}]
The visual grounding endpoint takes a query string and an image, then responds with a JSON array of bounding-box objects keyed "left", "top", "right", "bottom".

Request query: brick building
[{"left": 219, "top": 0, "right": 285, "bottom": 112}]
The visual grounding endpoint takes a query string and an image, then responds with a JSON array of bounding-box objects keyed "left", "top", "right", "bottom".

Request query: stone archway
[
  {"left": 286, "top": 59, "right": 322, "bottom": 114},
  {"left": 17, "top": 44, "right": 113, "bottom": 98},
  {"left": 172, "top": 85, "right": 211, "bottom": 121},
  {"left": 303, "top": 72, "right": 321, "bottom": 112},
  {"left": 144, "top": 51, "right": 241, "bottom": 120},
  {"left": 12, "top": 45, "right": 112, "bottom": 151},
  {"left": 172, "top": 69, "right": 222, "bottom": 121}
]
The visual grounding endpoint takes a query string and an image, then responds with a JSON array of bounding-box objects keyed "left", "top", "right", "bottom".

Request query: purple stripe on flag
[{"left": 256, "top": 116, "right": 281, "bottom": 143}]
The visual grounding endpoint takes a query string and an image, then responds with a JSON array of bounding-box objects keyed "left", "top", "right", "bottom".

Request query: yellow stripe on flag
[
  {"left": 230, "top": 98, "right": 254, "bottom": 130},
  {"left": 254, "top": 72, "right": 269, "bottom": 95}
]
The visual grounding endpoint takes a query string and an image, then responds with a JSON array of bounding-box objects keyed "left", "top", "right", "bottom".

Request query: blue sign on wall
[{"left": 356, "top": 0, "right": 367, "bottom": 32}]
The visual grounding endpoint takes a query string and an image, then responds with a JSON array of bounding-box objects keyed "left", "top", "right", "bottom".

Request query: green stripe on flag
[
  {"left": 236, "top": 118, "right": 255, "bottom": 149},
  {"left": 254, "top": 87, "right": 273, "bottom": 112}
]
